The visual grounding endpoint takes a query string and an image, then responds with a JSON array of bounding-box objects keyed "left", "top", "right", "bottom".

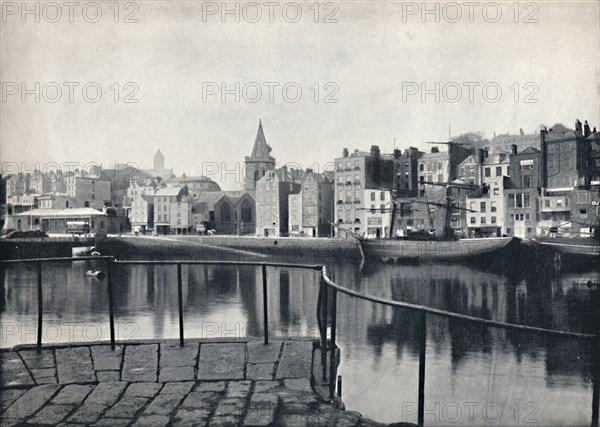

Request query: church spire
[{"left": 250, "top": 120, "right": 273, "bottom": 160}]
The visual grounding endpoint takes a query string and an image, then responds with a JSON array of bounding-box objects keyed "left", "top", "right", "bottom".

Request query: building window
[
  {"left": 580, "top": 209, "right": 588, "bottom": 218},
  {"left": 525, "top": 213, "right": 531, "bottom": 220},
  {"left": 221, "top": 203, "right": 232, "bottom": 222},
  {"left": 577, "top": 193, "right": 590, "bottom": 204},
  {"left": 491, "top": 216, "right": 497, "bottom": 224},
  {"left": 241, "top": 200, "right": 252, "bottom": 223},
  {"left": 481, "top": 217, "right": 487, "bottom": 224},
  {"left": 496, "top": 166, "right": 502, "bottom": 176},
  {"left": 544, "top": 199, "right": 550, "bottom": 208},
  {"left": 485, "top": 167, "right": 491, "bottom": 177},
  {"left": 371, "top": 192, "right": 375, "bottom": 201},
  {"left": 480, "top": 202, "right": 486, "bottom": 213},
  {"left": 380, "top": 191, "right": 385, "bottom": 201},
  {"left": 380, "top": 204, "right": 385, "bottom": 212},
  {"left": 490, "top": 201, "right": 497, "bottom": 212},
  {"left": 470, "top": 217, "right": 476, "bottom": 224}
]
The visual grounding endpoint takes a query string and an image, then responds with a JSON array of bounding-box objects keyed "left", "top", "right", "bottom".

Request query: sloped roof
[
  {"left": 249, "top": 120, "right": 275, "bottom": 161},
  {"left": 519, "top": 146, "right": 540, "bottom": 154},
  {"left": 16, "top": 208, "right": 107, "bottom": 217},
  {"left": 321, "top": 171, "right": 334, "bottom": 182},
  {"left": 196, "top": 191, "right": 226, "bottom": 209},
  {"left": 155, "top": 186, "right": 185, "bottom": 197}
]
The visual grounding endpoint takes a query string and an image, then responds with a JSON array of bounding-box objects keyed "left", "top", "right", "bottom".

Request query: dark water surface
[{"left": 2, "top": 259, "right": 599, "bottom": 426}]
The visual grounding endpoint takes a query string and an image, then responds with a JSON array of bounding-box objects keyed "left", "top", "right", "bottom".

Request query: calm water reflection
[{"left": 2, "top": 259, "right": 599, "bottom": 426}]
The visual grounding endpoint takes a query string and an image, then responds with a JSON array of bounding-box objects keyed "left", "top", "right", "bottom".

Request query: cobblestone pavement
[{"left": 0, "top": 340, "right": 389, "bottom": 426}]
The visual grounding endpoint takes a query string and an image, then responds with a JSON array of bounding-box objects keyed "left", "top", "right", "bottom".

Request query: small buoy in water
[{"left": 86, "top": 270, "right": 105, "bottom": 280}]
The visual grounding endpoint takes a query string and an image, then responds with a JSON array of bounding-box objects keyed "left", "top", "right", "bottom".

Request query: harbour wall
[{"left": 96, "top": 235, "right": 362, "bottom": 263}]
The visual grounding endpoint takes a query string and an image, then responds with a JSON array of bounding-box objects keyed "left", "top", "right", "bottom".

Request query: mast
[
  {"left": 389, "top": 138, "right": 397, "bottom": 238},
  {"left": 443, "top": 184, "right": 453, "bottom": 240}
]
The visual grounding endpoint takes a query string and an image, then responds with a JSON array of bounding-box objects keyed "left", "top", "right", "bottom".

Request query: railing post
[
  {"left": 329, "top": 288, "right": 337, "bottom": 399},
  {"left": 106, "top": 258, "right": 116, "bottom": 350},
  {"left": 36, "top": 261, "right": 43, "bottom": 353},
  {"left": 321, "top": 274, "right": 328, "bottom": 382},
  {"left": 418, "top": 311, "right": 427, "bottom": 427},
  {"left": 262, "top": 264, "right": 269, "bottom": 345},
  {"left": 177, "top": 263, "right": 184, "bottom": 347},
  {"left": 592, "top": 334, "right": 600, "bottom": 427}
]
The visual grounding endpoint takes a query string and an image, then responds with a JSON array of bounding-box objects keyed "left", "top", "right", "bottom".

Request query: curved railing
[
  {"left": 317, "top": 266, "right": 600, "bottom": 427},
  {"left": 2, "top": 256, "right": 598, "bottom": 426}
]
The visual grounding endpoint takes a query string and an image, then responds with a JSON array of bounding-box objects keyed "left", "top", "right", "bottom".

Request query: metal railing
[
  {"left": 317, "top": 266, "right": 600, "bottom": 427},
  {"left": 2, "top": 256, "right": 599, "bottom": 426},
  {"left": 0, "top": 256, "right": 322, "bottom": 351}
]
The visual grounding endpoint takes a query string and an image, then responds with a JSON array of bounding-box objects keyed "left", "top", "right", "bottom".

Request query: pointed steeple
[{"left": 250, "top": 120, "right": 274, "bottom": 160}]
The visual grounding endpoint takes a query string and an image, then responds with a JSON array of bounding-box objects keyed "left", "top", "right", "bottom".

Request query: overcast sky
[{"left": 1, "top": 1, "right": 599, "bottom": 189}]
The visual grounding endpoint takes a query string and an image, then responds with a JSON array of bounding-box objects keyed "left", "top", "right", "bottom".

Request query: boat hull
[
  {"left": 535, "top": 238, "right": 600, "bottom": 257},
  {"left": 531, "top": 237, "right": 600, "bottom": 271},
  {"left": 360, "top": 236, "right": 520, "bottom": 266}
]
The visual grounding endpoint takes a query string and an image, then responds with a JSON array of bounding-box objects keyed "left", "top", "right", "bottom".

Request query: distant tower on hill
[{"left": 154, "top": 149, "right": 165, "bottom": 170}]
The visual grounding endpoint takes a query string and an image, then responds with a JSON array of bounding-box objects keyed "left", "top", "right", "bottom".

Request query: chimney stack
[
  {"left": 342, "top": 148, "right": 349, "bottom": 158},
  {"left": 575, "top": 119, "right": 583, "bottom": 137},
  {"left": 478, "top": 149, "right": 486, "bottom": 164},
  {"left": 393, "top": 149, "right": 401, "bottom": 159},
  {"left": 370, "top": 145, "right": 380, "bottom": 158},
  {"left": 511, "top": 144, "right": 518, "bottom": 155},
  {"left": 584, "top": 120, "right": 591, "bottom": 137}
]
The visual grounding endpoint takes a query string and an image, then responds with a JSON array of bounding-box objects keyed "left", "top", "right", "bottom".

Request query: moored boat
[
  {"left": 533, "top": 236, "right": 600, "bottom": 265},
  {"left": 360, "top": 236, "right": 520, "bottom": 265}
]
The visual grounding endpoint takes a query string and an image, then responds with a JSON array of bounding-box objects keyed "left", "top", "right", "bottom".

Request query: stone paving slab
[
  {"left": 18, "top": 350, "right": 54, "bottom": 370},
  {"left": 51, "top": 384, "right": 95, "bottom": 405},
  {"left": 124, "top": 382, "right": 163, "bottom": 398},
  {"left": 96, "top": 371, "right": 120, "bottom": 382},
  {"left": 197, "top": 343, "right": 246, "bottom": 380},
  {"left": 25, "top": 404, "right": 74, "bottom": 425},
  {"left": 1, "top": 384, "right": 61, "bottom": 421},
  {"left": 55, "top": 347, "right": 96, "bottom": 384},
  {"left": 90, "top": 345, "right": 123, "bottom": 371},
  {"left": 276, "top": 341, "right": 314, "bottom": 379},
  {"left": 84, "top": 381, "right": 127, "bottom": 406},
  {"left": 247, "top": 341, "right": 283, "bottom": 364},
  {"left": 159, "top": 343, "right": 199, "bottom": 368},
  {"left": 158, "top": 366, "right": 195, "bottom": 383},
  {"left": 122, "top": 344, "right": 158, "bottom": 383},
  {"left": 66, "top": 403, "right": 106, "bottom": 424},
  {"left": 247, "top": 362, "right": 275, "bottom": 380},
  {"left": 0, "top": 353, "right": 34, "bottom": 388},
  {"left": 0, "top": 389, "right": 27, "bottom": 413},
  {"left": 0, "top": 340, "right": 395, "bottom": 427}
]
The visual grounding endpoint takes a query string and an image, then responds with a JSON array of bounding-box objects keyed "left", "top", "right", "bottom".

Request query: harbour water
[{"left": 1, "top": 259, "right": 599, "bottom": 426}]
